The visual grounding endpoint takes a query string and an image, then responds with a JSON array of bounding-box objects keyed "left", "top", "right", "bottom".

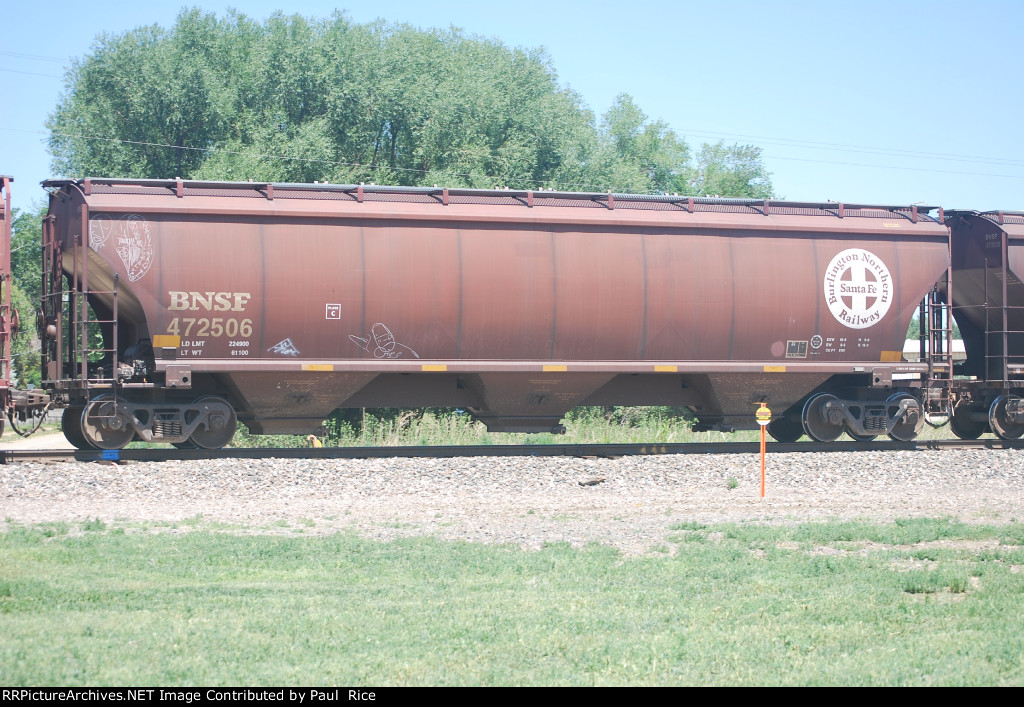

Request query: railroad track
[{"left": 4, "top": 438, "right": 1024, "bottom": 464}]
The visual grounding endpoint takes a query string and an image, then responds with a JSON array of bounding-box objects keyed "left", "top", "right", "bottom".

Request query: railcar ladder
[
  {"left": 74, "top": 274, "right": 120, "bottom": 390},
  {"left": 982, "top": 226, "right": 1024, "bottom": 386},
  {"left": 40, "top": 214, "right": 61, "bottom": 384},
  {"left": 0, "top": 274, "right": 10, "bottom": 395},
  {"left": 46, "top": 220, "right": 121, "bottom": 401},
  {"left": 920, "top": 279, "right": 954, "bottom": 420}
]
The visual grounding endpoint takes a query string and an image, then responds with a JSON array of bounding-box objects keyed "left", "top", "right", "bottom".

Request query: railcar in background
[
  {"left": 0, "top": 176, "right": 12, "bottom": 435},
  {"left": 943, "top": 210, "right": 1024, "bottom": 439}
]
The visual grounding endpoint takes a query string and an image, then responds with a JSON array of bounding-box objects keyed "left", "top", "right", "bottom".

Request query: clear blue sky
[{"left": 2, "top": 0, "right": 1022, "bottom": 215}]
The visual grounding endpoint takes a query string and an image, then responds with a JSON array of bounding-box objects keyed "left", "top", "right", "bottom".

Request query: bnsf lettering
[{"left": 168, "top": 291, "right": 252, "bottom": 312}]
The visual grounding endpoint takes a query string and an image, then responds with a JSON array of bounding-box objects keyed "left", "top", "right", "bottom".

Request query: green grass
[
  {"left": 2, "top": 518, "right": 1023, "bottom": 685},
  {"left": 226, "top": 406, "right": 758, "bottom": 448}
]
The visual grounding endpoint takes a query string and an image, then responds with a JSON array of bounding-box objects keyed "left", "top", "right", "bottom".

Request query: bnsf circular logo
[{"left": 823, "top": 249, "right": 892, "bottom": 329}]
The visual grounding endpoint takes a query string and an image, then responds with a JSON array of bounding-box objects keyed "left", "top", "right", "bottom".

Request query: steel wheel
[
  {"left": 802, "top": 393, "right": 844, "bottom": 442},
  {"left": 61, "top": 406, "right": 94, "bottom": 449},
  {"left": 949, "top": 406, "right": 987, "bottom": 440},
  {"left": 187, "top": 397, "right": 237, "bottom": 449},
  {"left": 989, "top": 395, "right": 1024, "bottom": 440},
  {"left": 81, "top": 397, "right": 135, "bottom": 450},
  {"left": 887, "top": 393, "right": 924, "bottom": 441},
  {"left": 767, "top": 414, "right": 803, "bottom": 443}
]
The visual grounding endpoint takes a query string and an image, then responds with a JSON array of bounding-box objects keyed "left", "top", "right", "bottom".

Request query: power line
[
  {"left": 0, "top": 68, "right": 63, "bottom": 79},
  {"left": 762, "top": 153, "right": 1024, "bottom": 180},
  {"left": 682, "top": 127, "right": 1024, "bottom": 168},
  {"left": 0, "top": 49, "right": 69, "bottom": 61},
  {"left": 40, "top": 128, "right": 1024, "bottom": 188},
  {"left": 4, "top": 48, "right": 1022, "bottom": 174},
  {"left": 6, "top": 122, "right": 1024, "bottom": 195},
  {"left": 2, "top": 47, "right": 1021, "bottom": 170},
  {"left": 41, "top": 130, "right": 622, "bottom": 193}
]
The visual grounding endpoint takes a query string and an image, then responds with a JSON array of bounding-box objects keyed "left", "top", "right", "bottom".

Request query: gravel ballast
[{"left": 1, "top": 450, "right": 1022, "bottom": 554}]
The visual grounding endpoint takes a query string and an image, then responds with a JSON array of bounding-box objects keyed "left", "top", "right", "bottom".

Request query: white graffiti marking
[
  {"left": 350, "top": 323, "right": 419, "bottom": 359},
  {"left": 268, "top": 338, "right": 301, "bottom": 356},
  {"left": 88, "top": 214, "right": 113, "bottom": 250},
  {"left": 113, "top": 214, "right": 155, "bottom": 282}
]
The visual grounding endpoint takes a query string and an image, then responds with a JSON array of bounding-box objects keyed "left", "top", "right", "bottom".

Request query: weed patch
[{"left": 81, "top": 518, "right": 106, "bottom": 533}]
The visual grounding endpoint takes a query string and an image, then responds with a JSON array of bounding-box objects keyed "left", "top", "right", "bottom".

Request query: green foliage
[
  {"left": 81, "top": 518, "right": 107, "bottom": 532},
  {"left": 682, "top": 141, "right": 773, "bottom": 199},
  {"left": 2, "top": 519, "right": 1023, "bottom": 685},
  {"left": 582, "top": 405, "right": 695, "bottom": 428},
  {"left": 900, "top": 568, "right": 970, "bottom": 595},
  {"left": 10, "top": 206, "right": 44, "bottom": 304},
  {"left": 49, "top": 10, "right": 596, "bottom": 190},
  {"left": 906, "top": 314, "right": 962, "bottom": 341},
  {"left": 669, "top": 521, "right": 708, "bottom": 531},
  {"left": 49, "top": 12, "right": 235, "bottom": 180},
  {"left": 7, "top": 281, "right": 41, "bottom": 387},
  {"left": 589, "top": 94, "right": 689, "bottom": 193},
  {"left": 48, "top": 9, "right": 772, "bottom": 198},
  {"left": 7, "top": 205, "right": 47, "bottom": 387},
  {"left": 229, "top": 405, "right": 701, "bottom": 448},
  {"left": 718, "top": 517, "right": 997, "bottom": 546}
]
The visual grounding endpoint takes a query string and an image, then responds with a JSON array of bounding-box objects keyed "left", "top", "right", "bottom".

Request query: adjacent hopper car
[
  {"left": 943, "top": 210, "right": 1024, "bottom": 439},
  {"left": 0, "top": 176, "right": 12, "bottom": 435},
  {"left": 1, "top": 177, "right": 1021, "bottom": 448}
]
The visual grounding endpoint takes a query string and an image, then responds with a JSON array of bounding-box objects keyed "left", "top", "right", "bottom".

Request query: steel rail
[{"left": 3, "top": 438, "right": 1023, "bottom": 464}]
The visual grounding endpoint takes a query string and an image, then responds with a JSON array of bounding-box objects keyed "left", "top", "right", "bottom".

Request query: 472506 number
[{"left": 166, "top": 317, "right": 253, "bottom": 338}]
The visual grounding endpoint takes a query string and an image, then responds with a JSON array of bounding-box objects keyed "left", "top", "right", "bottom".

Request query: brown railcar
[
  {"left": 0, "top": 176, "right": 11, "bottom": 433},
  {"left": 943, "top": 211, "right": 1024, "bottom": 439},
  {"left": 0, "top": 177, "right": 50, "bottom": 439},
  {"left": 35, "top": 178, "right": 954, "bottom": 448}
]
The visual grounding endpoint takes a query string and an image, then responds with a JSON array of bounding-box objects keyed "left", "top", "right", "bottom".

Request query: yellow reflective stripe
[{"left": 153, "top": 335, "right": 180, "bottom": 348}]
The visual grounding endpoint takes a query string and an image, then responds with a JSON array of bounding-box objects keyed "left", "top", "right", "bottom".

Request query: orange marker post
[{"left": 755, "top": 403, "right": 771, "bottom": 498}]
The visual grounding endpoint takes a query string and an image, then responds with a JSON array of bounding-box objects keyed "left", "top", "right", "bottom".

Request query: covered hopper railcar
[
  {"left": 32, "top": 178, "right": 954, "bottom": 449},
  {"left": 941, "top": 210, "right": 1024, "bottom": 440},
  {"left": 0, "top": 176, "right": 12, "bottom": 434}
]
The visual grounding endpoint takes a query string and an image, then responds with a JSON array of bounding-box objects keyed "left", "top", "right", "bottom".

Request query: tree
[
  {"left": 7, "top": 280, "right": 40, "bottom": 388},
  {"left": 680, "top": 141, "right": 773, "bottom": 198},
  {"left": 47, "top": 9, "right": 773, "bottom": 198},
  {"left": 48, "top": 12, "right": 233, "bottom": 179},
  {"left": 49, "top": 11, "right": 600, "bottom": 190},
  {"left": 906, "top": 313, "right": 962, "bottom": 341},
  {"left": 590, "top": 94, "right": 688, "bottom": 194},
  {"left": 8, "top": 206, "right": 46, "bottom": 388},
  {"left": 10, "top": 205, "right": 44, "bottom": 305}
]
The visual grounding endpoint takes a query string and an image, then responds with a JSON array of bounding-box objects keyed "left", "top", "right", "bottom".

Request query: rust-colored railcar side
[
  {"left": 40, "top": 179, "right": 951, "bottom": 448},
  {"left": 0, "top": 176, "right": 11, "bottom": 435},
  {"left": 944, "top": 210, "right": 1024, "bottom": 439}
]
